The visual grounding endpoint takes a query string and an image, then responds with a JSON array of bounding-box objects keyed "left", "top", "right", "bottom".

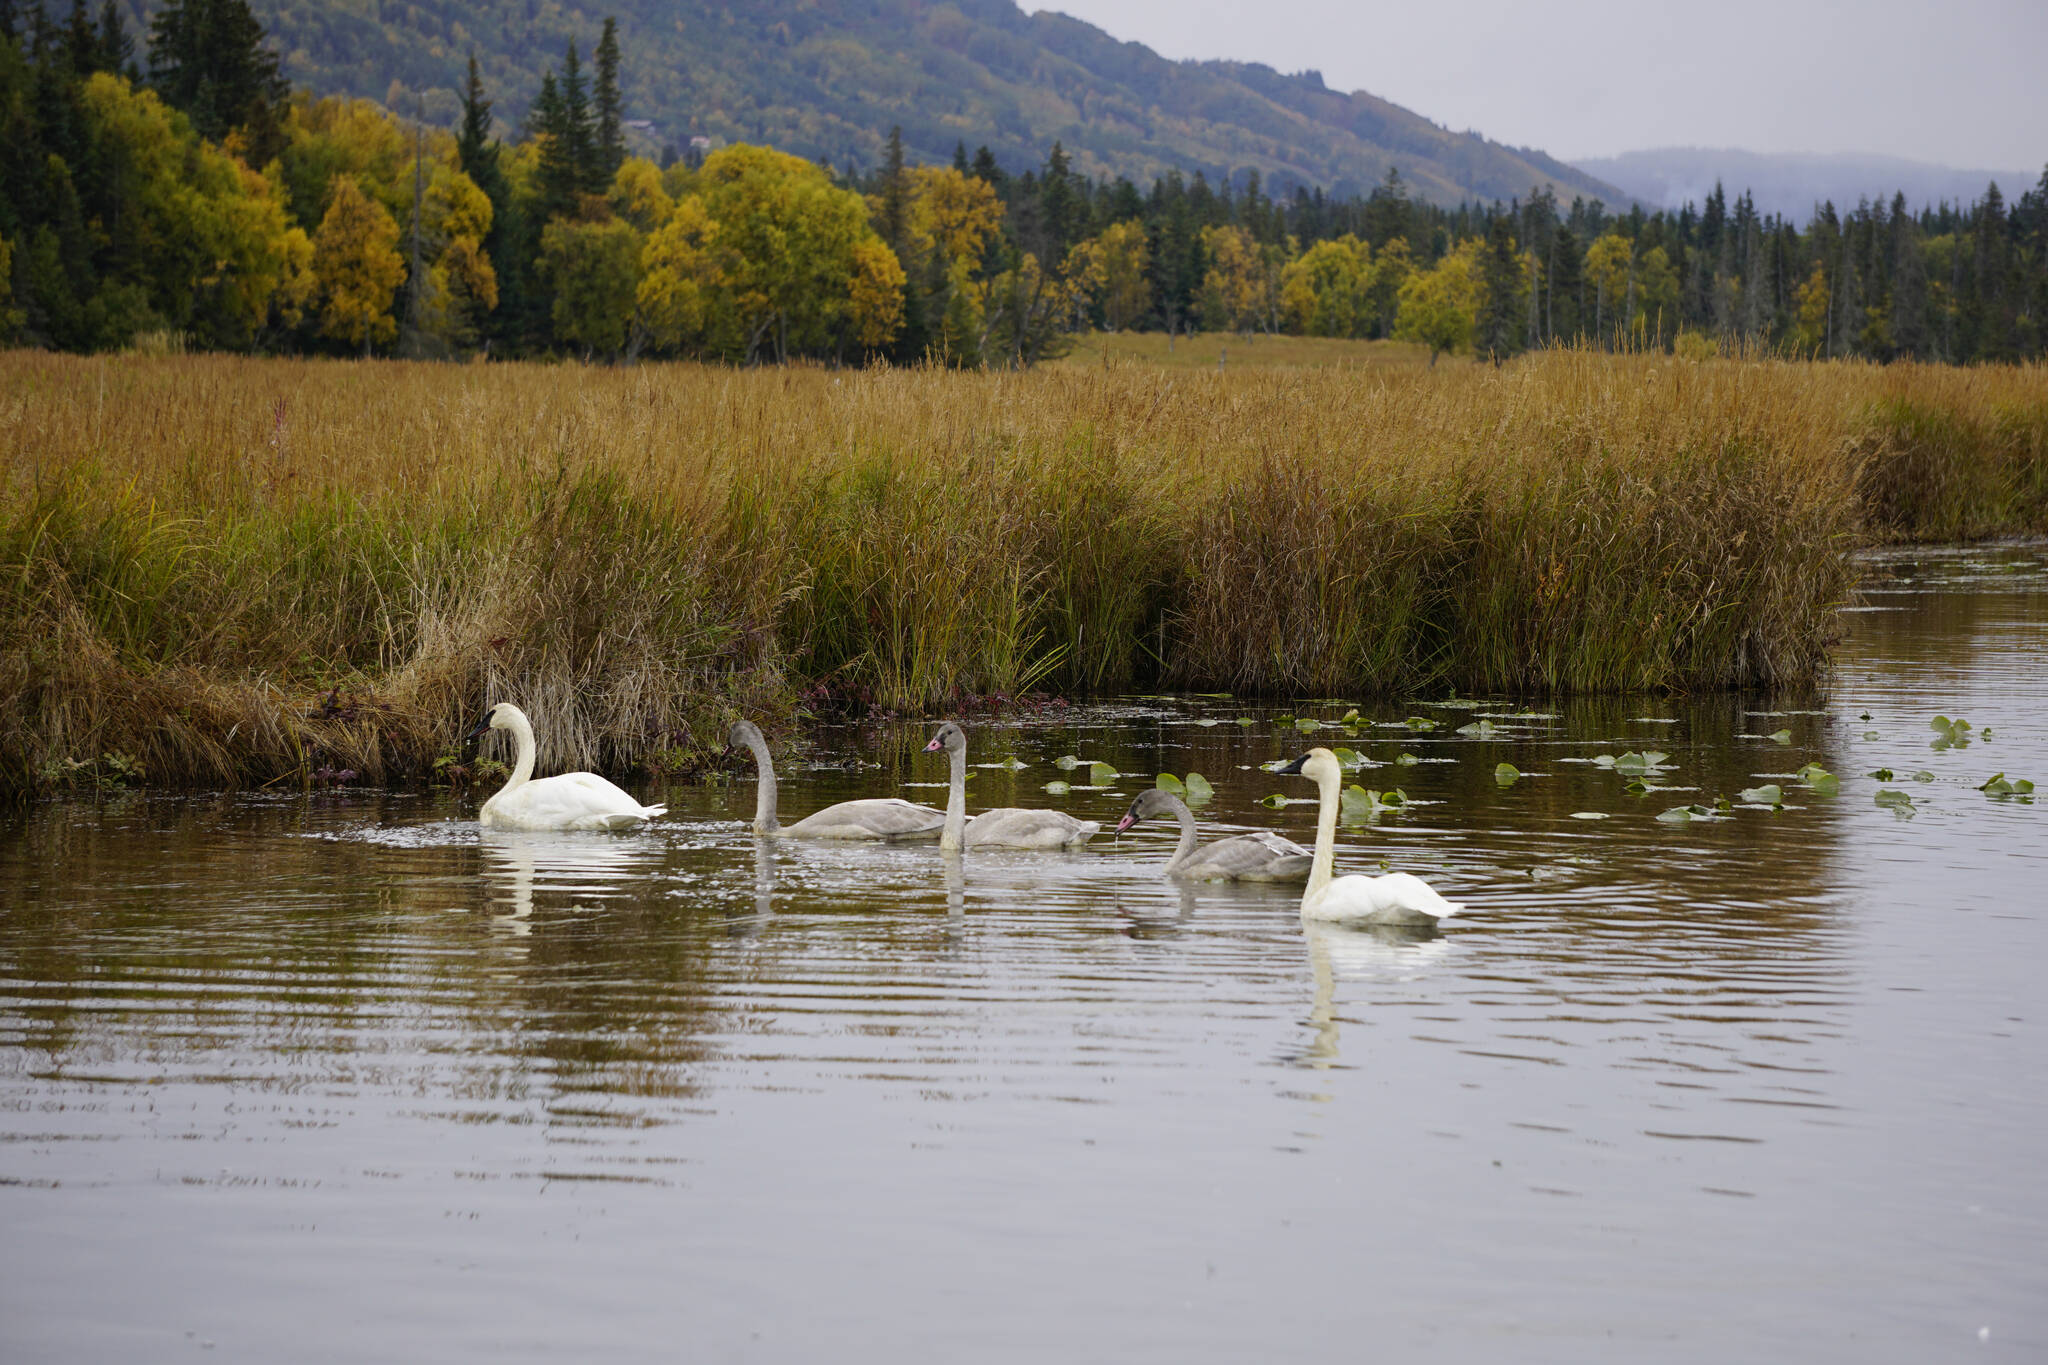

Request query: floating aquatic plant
[
  {"left": 1979, "top": 773, "right": 2035, "bottom": 799},
  {"left": 1495, "top": 762, "right": 1521, "bottom": 785},
  {"left": 1739, "top": 783, "right": 1784, "bottom": 807},
  {"left": 1340, "top": 785, "right": 1408, "bottom": 820},
  {"left": 1797, "top": 763, "right": 1840, "bottom": 795}
]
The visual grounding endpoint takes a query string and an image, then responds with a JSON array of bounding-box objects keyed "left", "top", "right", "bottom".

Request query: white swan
[
  {"left": 729, "top": 720, "right": 944, "bottom": 840},
  {"left": 927, "top": 722, "right": 1100, "bottom": 850},
  {"left": 1116, "top": 787, "right": 1311, "bottom": 882},
  {"left": 468, "top": 703, "right": 667, "bottom": 831},
  {"left": 1275, "top": 747, "right": 1461, "bottom": 926}
]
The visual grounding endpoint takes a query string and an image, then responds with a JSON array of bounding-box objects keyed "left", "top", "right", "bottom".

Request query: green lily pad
[
  {"left": 1495, "top": 762, "right": 1521, "bottom": 785},
  {"left": 1393, "top": 753, "right": 1420, "bottom": 766},
  {"left": 1457, "top": 719, "right": 1499, "bottom": 738},
  {"left": 1766, "top": 729, "right": 1793, "bottom": 744},
  {"left": 1089, "top": 761, "right": 1119, "bottom": 783},
  {"left": 1184, "top": 772, "right": 1215, "bottom": 804},
  {"left": 1910, "top": 770, "right": 1935, "bottom": 783},
  {"left": 1979, "top": 772, "right": 2036, "bottom": 797},
  {"left": 1868, "top": 768, "right": 1895, "bottom": 781},
  {"left": 1154, "top": 773, "right": 1186, "bottom": 796},
  {"left": 1404, "top": 716, "right": 1438, "bottom": 731},
  {"left": 1053, "top": 755, "right": 1083, "bottom": 771},
  {"left": 1796, "top": 763, "right": 1841, "bottom": 796},
  {"left": 1874, "top": 789, "right": 1915, "bottom": 810},
  {"left": 1739, "top": 784, "right": 1784, "bottom": 806},
  {"left": 1044, "top": 780, "right": 1072, "bottom": 795}
]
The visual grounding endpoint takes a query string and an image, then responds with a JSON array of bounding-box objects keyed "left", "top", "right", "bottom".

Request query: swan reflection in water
[
  {"left": 1299, "top": 921, "right": 1453, "bottom": 1069},
  {"left": 478, "top": 829, "right": 662, "bottom": 935}
]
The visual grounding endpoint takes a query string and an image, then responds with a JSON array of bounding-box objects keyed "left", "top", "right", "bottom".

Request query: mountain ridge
[
  {"left": 1574, "top": 146, "right": 2039, "bottom": 224},
  {"left": 243, "top": 0, "right": 1626, "bottom": 207}
]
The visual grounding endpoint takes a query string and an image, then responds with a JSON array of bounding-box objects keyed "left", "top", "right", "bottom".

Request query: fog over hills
[
  {"left": 1576, "top": 147, "right": 2043, "bottom": 223},
  {"left": 246, "top": 0, "right": 1624, "bottom": 205}
]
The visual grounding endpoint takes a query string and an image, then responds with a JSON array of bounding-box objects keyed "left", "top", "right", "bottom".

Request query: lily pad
[
  {"left": 1979, "top": 772, "right": 2036, "bottom": 798},
  {"left": 1053, "top": 755, "right": 1084, "bottom": 771},
  {"left": 1874, "top": 789, "right": 1915, "bottom": 810},
  {"left": 1340, "top": 785, "right": 1408, "bottom": 820},
  {"left": 1154, "top": 773, "right": 1186, "bottom": 796},
  {"left": 1044, "top": 780, "right": 1072, "bottom": 795},
  {"left": 1457, "top": 720, "right": 1500, "bottom": 738},
  {"left": 1393, "top": 753, "right": 1421, "bottom": 766},
  {"left": 1739, "top": 784, "right": 1784, "bottom": 806},
  {"left": 1403, "top": 716, "right": 1438, "bottom": 731},
  {"left": 1495, "top": 762, "right": 1521, "bottom": 786},
  {"left": 1089, "top": 761, "right": 1119, "bottom": 783},
  {"left": 1796, "top": 763, "right": 1841, "bottom": 796},
  {"left": 1184, "top": 772, "right": 1215, "bottom": 804},
  {"left": 1910, "top": 770, "right": 1936, "bottom": 783},
  {"left": 1766, "top": 729, "right": 1793, "bottom": 744},
  {"left": 1867, "top": 768, "right": 1895, "bottom": 781}
]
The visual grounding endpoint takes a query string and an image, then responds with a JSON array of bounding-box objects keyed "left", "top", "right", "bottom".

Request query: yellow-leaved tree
[
  {"left": 637, "top": 195, "right": 721, "bottom": 352},
  {"left": 1583, "top": 234, "right": 1679, "bottom": 346},
  {"left": 420, "top": 164, "right": 498, "bottom": 349},
  {"left": 1199, "top": 224, "right": 1273, "bottom": 334},
  {"left": 1279, "top": 235, "right": 1372, "bottom": 337},
  {"left": 1067, "top": 220, "right": 1152, "bottom": 332},
  {"left": 901, "top": 166, "right": 1003, "bottom": 361},
  {"left": 80, "top": 74, "right": 311, "bottom": 348},
  {"left": 312, "top": 174, "right": 404, "bottom": 353},
  {"left": 1393, "top": 240, "right": 1479, "bottom": 365},
  {"left": 648, "top": 144, "right": 903, "bottom": 362}
]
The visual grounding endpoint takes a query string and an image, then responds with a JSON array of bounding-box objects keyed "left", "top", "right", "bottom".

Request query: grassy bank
[{"left": 3, "top": 349, "right": 2044, "bottom": 792}]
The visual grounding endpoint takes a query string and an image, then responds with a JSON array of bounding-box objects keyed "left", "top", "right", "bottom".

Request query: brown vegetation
[{"left": 3, "top": 348, "right": 2043, "bottom": 791}]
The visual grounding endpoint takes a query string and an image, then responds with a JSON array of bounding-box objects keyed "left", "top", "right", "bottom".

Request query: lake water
[{"left": 3, "top": 545, "right": 2044, "bottom": 1363}]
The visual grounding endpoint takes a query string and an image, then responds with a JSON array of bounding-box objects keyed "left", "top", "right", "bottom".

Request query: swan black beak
[
  {"left": 465, "top": 715, "right": 492, "bottom": 743},
  {"left": 1276, "top": 753, "right": 1310, "bottom": 775}
]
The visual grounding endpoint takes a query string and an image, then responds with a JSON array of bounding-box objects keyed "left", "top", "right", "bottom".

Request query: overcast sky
[{"left": 1041, "top": 0, "right": 2047, "bottom": 173}]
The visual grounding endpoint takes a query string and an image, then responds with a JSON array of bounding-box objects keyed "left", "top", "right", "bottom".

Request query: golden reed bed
[{"left": 2, "top": 347, "right": 2043, "bottom": 790}]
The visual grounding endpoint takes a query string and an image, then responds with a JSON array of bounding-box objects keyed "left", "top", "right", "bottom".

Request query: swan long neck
[
  {"left": 1163, "top": 795, "right": 1198, "bottom": 871},
  {"left": 502, "top": 709, "right": 537, "bottom": 795},
  {"left": 942, "top": 742, "right": 967, "bottom": 852},
  {"left": 744, "top": 730, "right": 779, "bottom": 833},
  {"left": 1305, "top": 765, "right": 1340, "bottom": 907}
]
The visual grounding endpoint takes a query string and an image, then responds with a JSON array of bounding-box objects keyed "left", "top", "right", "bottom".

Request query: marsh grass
[{"left": 3, "top": 348, "right": 2043, "bottom": 790}]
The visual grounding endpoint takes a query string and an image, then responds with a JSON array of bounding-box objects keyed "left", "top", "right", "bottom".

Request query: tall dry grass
[{"left": 2, "top": 347, "right": 2043, "bottom": 790}]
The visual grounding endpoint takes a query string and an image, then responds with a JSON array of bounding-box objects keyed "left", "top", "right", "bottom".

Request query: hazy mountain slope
[
  {"left": 1576, "top": 147, "right": 2039, "bottom": 223},
  {"left": 244, "top": 0, "right": 1625, "bottom": 205}
]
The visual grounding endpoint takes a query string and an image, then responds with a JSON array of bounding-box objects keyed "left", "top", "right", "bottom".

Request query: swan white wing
[
  {"left": 483, "top": 772, "right": 664, "bottom": 831},
  {"left": 782, "top": 798, "right": 945, "bottom": 841},
  {"left": 963, "top": 808, "right": 1100, "bottom": 849},
  {"left": 1304, "top": 872, "right": 1459, "bottom": 926}
]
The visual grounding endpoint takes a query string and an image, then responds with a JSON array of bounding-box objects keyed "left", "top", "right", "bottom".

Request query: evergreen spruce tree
[
  {"left": 94, "top": 0, "right": 132, "bottom": 77},
  {"left": 530, "top": 70, "right": 580, "bottom": 222},
  {"left": 1474, "top": 215, "right": 1522, "bottom": 359},
  {"left": 557, "top": 41, "right": 599, "bottom": 198},
  {"left": 146, "top": 0, "right": 288, "bottom": 161},
  {"left": 593, "top": 18, "right": 624, "bottom": 183}
]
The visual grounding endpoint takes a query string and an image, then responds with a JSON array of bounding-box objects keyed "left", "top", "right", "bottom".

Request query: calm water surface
[{"left": 3, "top": 546, "right": 2044, "bottom": 1362}]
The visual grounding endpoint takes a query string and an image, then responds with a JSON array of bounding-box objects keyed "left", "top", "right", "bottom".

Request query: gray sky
[{"left": 1041, "top": 0, "right": 2047, "bottom": 174}]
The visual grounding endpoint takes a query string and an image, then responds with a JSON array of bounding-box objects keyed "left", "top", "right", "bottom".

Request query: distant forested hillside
[
  {"left": 1578, "top": 148, "right": 2037, "bottom": 225},
  {"left": 203, "top": 0, "right": 1623, "bottom": 206}
]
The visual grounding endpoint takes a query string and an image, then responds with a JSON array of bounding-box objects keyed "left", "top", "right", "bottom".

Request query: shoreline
[{"left": 4, "top": 348, "right": 2043, "bottom": 793}]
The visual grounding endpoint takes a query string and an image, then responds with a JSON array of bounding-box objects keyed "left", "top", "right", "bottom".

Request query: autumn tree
[
  {"left": 539, "top": 214, "right": 640, "bottom": 357},
  {"left": 1068, "top": 219, "right": 1151, "bottom": 331},
  {"left": 312, "top": 174, "right": 404, "bottom": 352},
  {"left": 1279, "top": 235, "right": 1370, "bottom": 337},
  {"left": 1393, "top": 239, "right": 1477, "bottom": 364}
]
